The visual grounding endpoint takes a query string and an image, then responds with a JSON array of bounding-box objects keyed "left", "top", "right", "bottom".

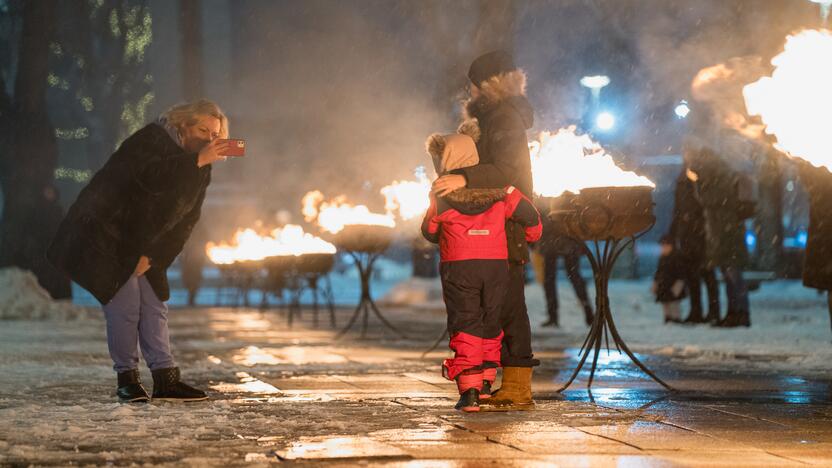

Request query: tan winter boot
[{"left": 481, "top": 367, "right": 534, "bottom": 411}]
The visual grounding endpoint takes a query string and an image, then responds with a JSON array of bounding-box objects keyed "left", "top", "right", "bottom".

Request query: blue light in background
[
  {"left": 745, "top": 231, "right": 757, "bottom": 251},
  {"left": 595, "top": 111, "right": 615, "bottom": 131},
  {"left": 797, "top": 229, "right": 808, "bottom": 248},
  {"left": 674, "top": 100, "right": 690, "bottom": 119}
]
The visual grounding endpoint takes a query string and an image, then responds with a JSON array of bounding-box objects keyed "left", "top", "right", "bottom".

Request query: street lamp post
[
  {"left": 581, "top": 75, "right": 614, "bottom": 133},
  {"left": 580, "top": 75, "right": 610, "bottom": 103}
]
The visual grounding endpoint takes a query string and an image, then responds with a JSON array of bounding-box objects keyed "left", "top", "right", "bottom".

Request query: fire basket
[
  {"left": 548, "top": 186, "right": 673, "bottom": 391},
  {"left": 215, "top": 260, "right": 267, "bottom": 307},
  {"left": 329, "top": 224, "right": 406, "bottom": 339},
  {"left": 206, "top": 224, "right": 338, "bottom": 322},
  {"left": 266, "top": 253, "right": 336, "bottom": 328}
]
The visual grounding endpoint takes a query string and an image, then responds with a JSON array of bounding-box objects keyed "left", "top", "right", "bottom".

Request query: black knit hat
[{"left": 468, "top": 50, "right": 517, "bottom": 86}]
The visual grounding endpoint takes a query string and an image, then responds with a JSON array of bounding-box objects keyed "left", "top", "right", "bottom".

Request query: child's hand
[{"left": 433, "top": 174, "right": 466, "bottom": 196}]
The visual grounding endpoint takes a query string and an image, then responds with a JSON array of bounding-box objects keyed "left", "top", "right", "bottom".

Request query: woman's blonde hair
[
  {"left": 477, "top": 69, "right": 527, "bottom": 103},
  {"left": 161, "top": 99, "right": 229, "bottom": 138}
]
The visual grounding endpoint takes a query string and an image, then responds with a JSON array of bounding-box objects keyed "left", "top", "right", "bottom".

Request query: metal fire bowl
[
  {"left": 264, "top": 253, "right": 335, "bottom": 275},
  {"left": 216, "top": 259, "right": 266, "bottom": 273},
  {"left": 292, "top": 253, "right": 336, "bottom": 275},
  {"left": 548, "top": 186, "right": 655, "bottom": 241},
  {"left": 330, "top": 224, "right": 394, "bottom": 253}
]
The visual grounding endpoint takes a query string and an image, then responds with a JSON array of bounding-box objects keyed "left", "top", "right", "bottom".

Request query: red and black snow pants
[{"left": 440, "top": 259, "right": 508, "bottom": 380}]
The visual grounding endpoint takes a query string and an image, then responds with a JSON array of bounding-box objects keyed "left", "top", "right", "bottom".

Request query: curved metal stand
[
  {"left": 307, "top": 274, "right": 337, "bottom": 328},
  {"left": 282, "top": 274, "right": 336, "bottom": 329},
  {"left": 558, "top": 234, "right": 673, "bottom": 392},
  {"left": 335, "top": 251, "right": 407, "bottom": 339}
]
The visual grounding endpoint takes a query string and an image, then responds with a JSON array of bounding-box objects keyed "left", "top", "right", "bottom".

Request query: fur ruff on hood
[
  {"left": 425, "top": 133, "right": 478, "bottom": 174},
  {"left": 464, "top": 95, "right": 534, "bottom": 130},
  {"left": 462, "top": 69, "right": 533, "bottom": 130},
  {"left": 442, "top": 187, "right": 506, "bottom": 215},
  {"left": 425, "top": 117, "right": 481, "bottom": 163}
]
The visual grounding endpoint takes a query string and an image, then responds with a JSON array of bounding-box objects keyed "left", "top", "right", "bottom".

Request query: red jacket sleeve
[
  {"left": 421, "top": 197, "right": 441, "bottom": 244},
  {"left": 504, "top": 187, "right": 542, "bottom": 242}
]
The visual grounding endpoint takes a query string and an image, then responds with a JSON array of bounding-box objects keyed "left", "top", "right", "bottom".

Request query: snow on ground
[
  {"left": 0, "top": 268, "right": 97, "bottom": 320},
  {"left": 0, "top": 312, "right": 422, "bottom": 466},
  {"left": 527, "top": 277, "right": 832, "bottom": 375},
  {"left": 383, "top": 271, "right": 832, "bottom": 375},
  {"left": 5, "top": 260, "right": 831, "bottom": 375},
  {"left": 1, "top": 265, "right": 830, "bottom": 464}
]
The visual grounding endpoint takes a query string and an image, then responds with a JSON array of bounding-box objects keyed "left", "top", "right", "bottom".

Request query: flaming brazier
[
  {"left": 546, "top": 186, "right": 672, "bottom": 391},
  {"left": 328, "top": 224, "right": 406, "bottom": 339},
  {"left": 265, "top": 253, "right": 337, "bottom": 328}
]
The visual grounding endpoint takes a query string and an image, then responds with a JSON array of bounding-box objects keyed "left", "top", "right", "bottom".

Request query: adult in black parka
[
  {"left": 48, "top": 99, "right": 233, "bottom": 402},
  {"left": 433, "top": 51, "right": 537, "bottom": 409}
]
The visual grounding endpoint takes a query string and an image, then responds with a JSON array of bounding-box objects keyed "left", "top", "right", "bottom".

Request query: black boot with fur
[
  {"left": 151, "top": 367, "right": 208, "bottom": 402},
  {"left": 117, "top": 369, "right": 149, "bottom": 403}
]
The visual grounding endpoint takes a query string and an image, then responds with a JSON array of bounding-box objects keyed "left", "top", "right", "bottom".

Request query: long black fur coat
[{"left": 48, "top": 123, "right": 211, "bottom": 304}]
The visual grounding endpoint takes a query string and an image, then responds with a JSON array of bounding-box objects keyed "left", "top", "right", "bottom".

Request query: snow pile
[{"left": 0, "top": 268, "right": 97, "bottom": 320}]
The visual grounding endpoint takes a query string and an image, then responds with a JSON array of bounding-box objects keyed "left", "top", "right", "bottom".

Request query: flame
[
  {"left": 691, "top": 58, "right": 769, "bottom": 142},
  {"left": 302, "top": 190, "right": 325, "bottom": 222},
  {"left": 206, "top": 224, "right": 336, "bottom": 265},
  {"left": 530, "top": 126, "right": 654, "bottom": 198},
  {"left": 380, "top": 169, "right": 432, "bottom": 221},
  {"left": 744, "top": 29, "right": 832, "bottom": 172},
  {"left": 301, "top": 191, "right": 395, "bottom": 234}
]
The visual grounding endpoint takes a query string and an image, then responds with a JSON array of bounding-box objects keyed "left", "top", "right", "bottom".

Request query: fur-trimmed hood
[
  {"left": 425, "top": 119, "right": 481, "bottom": 160},
  {"left": 440, "top": 187, "right": 506, "bottom": 215},
  {"left": 465, "top": 95, "right": 534, "bottom": 130}
]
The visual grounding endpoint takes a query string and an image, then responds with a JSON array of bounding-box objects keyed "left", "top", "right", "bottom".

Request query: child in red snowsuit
[{"left": 422, "top": 132, "right": 542, "bottom": 412}]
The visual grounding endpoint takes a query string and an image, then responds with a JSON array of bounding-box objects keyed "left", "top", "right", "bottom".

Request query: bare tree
[
  {"left": 0, "top": 0, "right": 69, "bottom": 297},
  {"left": 180, "top": 0, "right": 203, "bottom": 100}
]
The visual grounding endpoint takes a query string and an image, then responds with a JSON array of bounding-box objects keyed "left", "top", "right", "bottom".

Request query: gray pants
[{"left": 102, "top": 275, "right": 174, "bottom": 373}]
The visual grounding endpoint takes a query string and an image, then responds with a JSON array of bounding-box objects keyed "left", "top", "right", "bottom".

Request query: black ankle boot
[
  {"left": 117, "top": 369, "right": 149, "bottom": 403},
  {"left": 541, "top": 318, "right": 559, "bottom": 327},
  {"left": 455, "top": 388, "right": 480, "bottom": 412},
  {"left": 151, "top": 367, "right": 208, "bottom": 402},
  {"left": 683, "top": 309, "right": 708, "bottom": 324},
  {"left": 714, "top": 312, "right": 750, "bottom": 328}
]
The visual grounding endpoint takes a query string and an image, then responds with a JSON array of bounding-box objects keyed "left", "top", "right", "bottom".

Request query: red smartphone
[{"left": 217, "top": 138, "right": 246, "bottom": 157}]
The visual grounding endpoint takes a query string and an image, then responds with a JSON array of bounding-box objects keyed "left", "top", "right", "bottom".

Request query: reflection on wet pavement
[
  {"left": 278, "top": 436, "right": 408, "bottom": 460},
  {"left": 209, "top": 371, "right": 281, "bottom": 394},
  {"left": 233, "top": 344, "right": 349, "bottom": 366},
  {"left": 3, "top": 307, "right": 830, "bottom": 466}
]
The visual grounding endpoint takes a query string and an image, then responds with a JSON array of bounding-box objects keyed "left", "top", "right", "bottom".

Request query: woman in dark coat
[
  {"left": 668, "top": 166, "right": 719, "bottom": 323},
  {"left": 798, "top": 163, "right": 832, "bottom": 333},
  {"left": 433, "top": 50, "right": 537, "bottom": 409},
  {"left": 48, "top": 99, "right": 232, "bottom": 402},
  {"left": 689, "top": 148, "right": 751, "bottom": 327}
]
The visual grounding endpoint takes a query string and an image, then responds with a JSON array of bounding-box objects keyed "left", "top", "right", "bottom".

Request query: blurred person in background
[{"left": 668, "top": 163, "right": 720, "bottom": 324}]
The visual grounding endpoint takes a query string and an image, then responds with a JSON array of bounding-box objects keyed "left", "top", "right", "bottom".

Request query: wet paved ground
[{"left": 1, "top": 305, "right": 831, "bottom": 467}]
